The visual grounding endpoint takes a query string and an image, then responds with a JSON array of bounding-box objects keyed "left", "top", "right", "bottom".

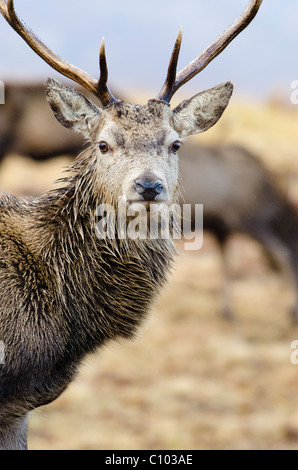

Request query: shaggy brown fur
[
  {"left": 0, "top": 149, "right": 175, "bottom": 449},
  {"left": 0, "top": 78, "right": 233, "bottom": 449}
]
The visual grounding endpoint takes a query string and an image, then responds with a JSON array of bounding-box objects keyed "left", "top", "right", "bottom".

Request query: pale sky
[{"left": 0, "top": 0, "right": 297, "bottom": 101}]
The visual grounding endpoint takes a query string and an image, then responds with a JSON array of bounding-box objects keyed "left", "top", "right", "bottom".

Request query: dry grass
[{"left": 2, "top": 99, "right": 298, "bottom": 450}]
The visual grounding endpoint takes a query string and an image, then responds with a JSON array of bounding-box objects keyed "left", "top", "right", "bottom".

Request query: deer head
[{"left": 0, "top": 0, "right": 262, "bottom": 210}]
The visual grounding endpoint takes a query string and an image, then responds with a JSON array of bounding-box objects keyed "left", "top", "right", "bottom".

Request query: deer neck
[{"left": 28, "top": 152, "right": 175, "bottom": 341}]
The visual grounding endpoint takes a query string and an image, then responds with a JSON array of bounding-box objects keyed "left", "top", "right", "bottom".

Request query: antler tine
[
  {"left": 0, "top": 0, "right": 118, "bottom": 106},
  {"left": 97, "top": 38, "right": 119, "bottom": 107},
  {"left": 0, "top": 0, "right": 8, "bottom": 21},
  {"left": 158, "top": 0, "right": 263, "bottom": 103},
  {"left": 157, "top": 27, "right": 182, "bottom": 103}
]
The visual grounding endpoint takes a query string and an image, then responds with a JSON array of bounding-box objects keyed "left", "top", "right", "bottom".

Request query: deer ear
[
  {"left": 45, "top": 78, "right": 102, "bottom": 139},
  {"left": 172, "top": 82, "right": 233, "bottom": 138}
]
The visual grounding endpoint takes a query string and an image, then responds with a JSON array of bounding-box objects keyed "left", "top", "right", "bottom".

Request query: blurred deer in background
[
  {"left": 0, "top": 0, "right": 262, "bottom": 449},
  {"left": 0, "top": 83, "right": 85, "bottom": 161},
  {"left": 180, "top": 143, "right": 298, "bottom": 321}
]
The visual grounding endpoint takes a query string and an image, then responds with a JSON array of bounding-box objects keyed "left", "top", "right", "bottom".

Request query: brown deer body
[
  {"left": 0, "top": 83, "right": 86, "bottom": 162},
  {"left": 0, "top": 106, "right": 176, "bottom": 446},
  {"left": 180, "top": 143, "right": 298, "bottom": 319},
  {"left": 0, "top": 0, "right": 262, "bottom": 449}
]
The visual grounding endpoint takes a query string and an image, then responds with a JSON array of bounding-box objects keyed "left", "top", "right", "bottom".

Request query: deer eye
[
  {"left": 169, "top": 141, "right": 181, "bottom": 154},
  {"left": 98, "top": 141, "right": 110, "bottom": 154}
]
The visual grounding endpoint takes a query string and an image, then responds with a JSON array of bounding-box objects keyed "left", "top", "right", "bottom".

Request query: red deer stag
[{"left": 0, "top": 0, "right": 262, "bottom": 450}]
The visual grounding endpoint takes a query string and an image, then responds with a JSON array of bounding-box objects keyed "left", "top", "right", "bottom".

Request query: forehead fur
[
  {"left": 100, "top": 100, "right": 173, "bottom": 137},
  {"left": 97, "top": 100, "right": 179, "bottom": 154},
  {"left": 104, "top": 100, "right": 171, "bottom": 123}
]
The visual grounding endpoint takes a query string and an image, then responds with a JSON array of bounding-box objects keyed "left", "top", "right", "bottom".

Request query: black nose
[{"left": 134, "top": 179, "right": 163, "bottom": 201}]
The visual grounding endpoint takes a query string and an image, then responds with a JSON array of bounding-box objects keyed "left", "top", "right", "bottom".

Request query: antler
[
  {"left": 0, "top": 0, "right": 118, "bottom": 106},
  {"left": 157, "top": 0, "right": 263, "bottom": 103}
]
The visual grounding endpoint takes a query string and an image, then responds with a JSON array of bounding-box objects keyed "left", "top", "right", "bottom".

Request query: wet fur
[
  {"left": 0, "top": 147, "right": 175, "bottom": 448},
  {"left": 0, "top": 79, "right": 233, "bottom": 449}
]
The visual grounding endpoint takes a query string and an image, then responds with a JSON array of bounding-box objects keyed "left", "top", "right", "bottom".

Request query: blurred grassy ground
[{"left": 2, "top": 99, "right": 298, "bottom": 450}]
